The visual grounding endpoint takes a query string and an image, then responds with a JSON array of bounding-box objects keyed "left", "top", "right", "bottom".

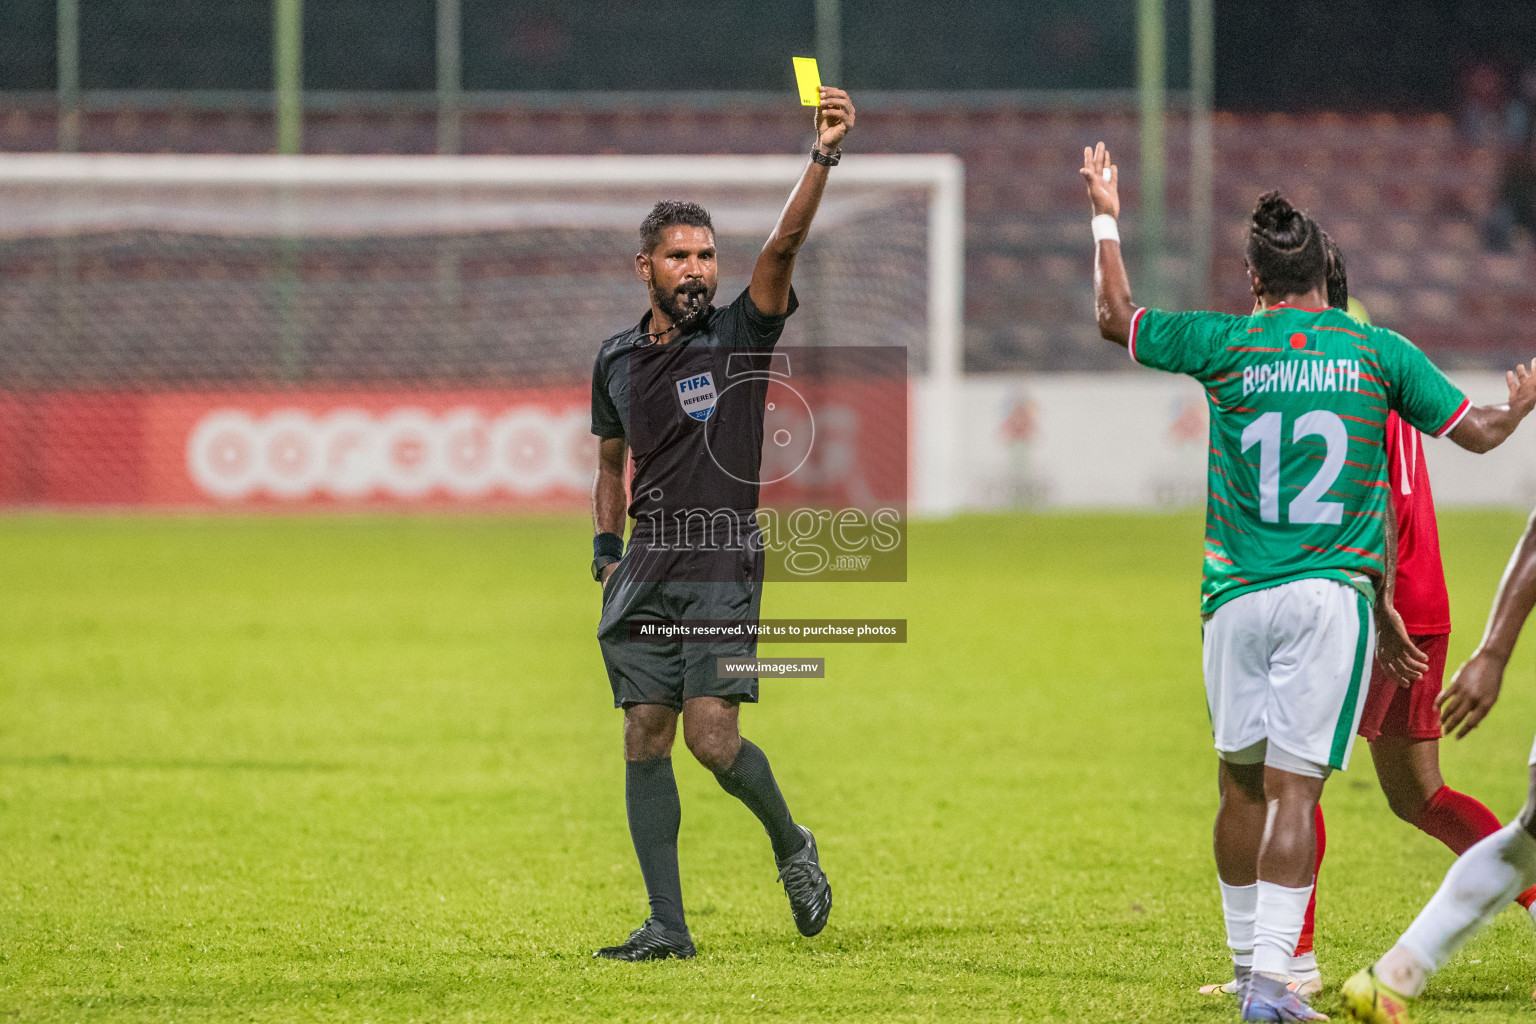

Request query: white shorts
[{"left": 1203, "top": 577, "right": 1376, "bottom": 774}]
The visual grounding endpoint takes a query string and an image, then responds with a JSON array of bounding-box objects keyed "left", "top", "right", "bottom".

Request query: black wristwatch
[
  {"left": 592, "top": 555, "right": 620, "bottom": 583},
  {"left": 811, "top": 146, "right": 841, "bottom": 167}
]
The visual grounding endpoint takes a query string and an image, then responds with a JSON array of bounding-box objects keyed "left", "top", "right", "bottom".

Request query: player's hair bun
[
  {"left": 1245, "top": 189, "right": 1326, "bottom": 297},
  {"left": 1250, "top": 190, "right": 1312, "bottom": 252}
]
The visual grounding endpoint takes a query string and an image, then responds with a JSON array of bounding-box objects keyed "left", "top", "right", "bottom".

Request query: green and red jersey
[{"left": 1129, "top": 303, "right": 1469, "bottom": 616}]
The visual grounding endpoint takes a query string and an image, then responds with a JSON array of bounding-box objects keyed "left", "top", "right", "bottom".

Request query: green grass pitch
[{"left": 4, "top": 511, "right": 1536, "bottom": 1022}]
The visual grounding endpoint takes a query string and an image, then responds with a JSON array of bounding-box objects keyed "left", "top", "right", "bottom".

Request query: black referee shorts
[{"left": 596, "top": 532, "right": 765, "bottom": 710}]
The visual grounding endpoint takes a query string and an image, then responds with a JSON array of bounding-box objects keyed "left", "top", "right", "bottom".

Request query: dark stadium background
[
  {"left": 6, "top": 0, "right": 1536, "bottom": 377},
  {"left": 5, "top": 0, "right": 1536, "bottom": 105}
]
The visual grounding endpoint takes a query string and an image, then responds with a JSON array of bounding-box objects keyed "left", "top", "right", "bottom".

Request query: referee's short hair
[{"left": 640, "top": 201, "right": 713, "bottom": 254}]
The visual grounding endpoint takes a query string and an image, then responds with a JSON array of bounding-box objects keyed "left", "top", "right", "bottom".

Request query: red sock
[
  {"left": 1294, "top": 803, "right": 1325, "bottom": 957},
  {"left": 1414, "top": 785, "right": 1500, "bottom": 855},
  {"left": 1413, "top": 786, "right": 1536, "bottom": 908}
]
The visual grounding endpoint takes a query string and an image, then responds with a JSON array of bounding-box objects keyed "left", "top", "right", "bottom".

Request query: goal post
[{"left": 0, "top": 153, "right": 962, "bottom": 515}]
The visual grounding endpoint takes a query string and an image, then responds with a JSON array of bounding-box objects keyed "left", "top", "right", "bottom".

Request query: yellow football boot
[{"left": 1340, "top": 966, "right": 1413, "bottom": 1024}]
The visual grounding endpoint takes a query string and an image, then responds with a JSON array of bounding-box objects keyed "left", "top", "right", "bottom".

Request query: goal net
[{"left": 0, "top": 154, "right": 961, "bottom": 519}]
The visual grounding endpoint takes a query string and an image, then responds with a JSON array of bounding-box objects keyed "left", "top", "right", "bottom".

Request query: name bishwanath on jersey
[{"left": 1241, "top": 357, "right": 1364, "bottom": 397}]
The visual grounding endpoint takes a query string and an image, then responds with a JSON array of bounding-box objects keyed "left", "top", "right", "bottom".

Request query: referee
[{"left": 588, "top": 87, "right": 854, "bottom": 961}]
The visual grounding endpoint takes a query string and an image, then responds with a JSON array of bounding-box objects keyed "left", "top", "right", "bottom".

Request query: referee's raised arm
[{"left": 748, "top": 87, "right": 855, "bottom": 316}]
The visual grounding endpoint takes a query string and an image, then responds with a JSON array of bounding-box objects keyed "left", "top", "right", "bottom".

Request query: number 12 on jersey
[{"left": 1239, "top": 410, "right": 1348, "bottom": 525}]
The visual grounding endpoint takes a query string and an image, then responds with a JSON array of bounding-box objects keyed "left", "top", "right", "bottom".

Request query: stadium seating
[{"left": 1, "top": 100, "right": 1532, "bottom": 372}]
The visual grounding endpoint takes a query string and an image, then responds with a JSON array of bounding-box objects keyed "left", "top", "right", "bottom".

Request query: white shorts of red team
[{"left": 1202, "top": 577, "right": 1377, "bottom": 779}]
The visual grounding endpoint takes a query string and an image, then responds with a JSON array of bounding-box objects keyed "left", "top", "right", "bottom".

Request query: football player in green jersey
[{"left": 1081, "top": 141, "right": 1536, "bottom": 1022}]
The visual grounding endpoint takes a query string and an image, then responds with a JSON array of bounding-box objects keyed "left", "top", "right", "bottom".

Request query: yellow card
[{"left": 792, "top": 57, "right": 822, "bottom": 107}]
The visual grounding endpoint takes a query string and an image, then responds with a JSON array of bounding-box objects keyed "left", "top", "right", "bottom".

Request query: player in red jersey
[
  {"left": 1321, "top": 238, "right": 1536, "bottom": 956},
  {"left": 1201, "top": 234, "right": 1536, "bottom": 1000}
]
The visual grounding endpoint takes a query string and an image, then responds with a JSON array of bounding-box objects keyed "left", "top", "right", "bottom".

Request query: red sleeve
[
  {"left": 1385, "top": 412, "right": 1407, "bottom": 520},
  {"left": 1386, "top": 411, "right": 1451, "bottom": 634}
]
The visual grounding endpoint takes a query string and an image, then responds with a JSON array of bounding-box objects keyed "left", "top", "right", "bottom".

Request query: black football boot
[
  {"left": 593, "top": 919, "right": 697, "bottom": 961},
  {"left": 776, "top": 825, "right": 832, "bottom": 937}
]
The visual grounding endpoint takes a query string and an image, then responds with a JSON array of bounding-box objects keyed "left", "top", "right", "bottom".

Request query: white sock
[
  {"left": 1394, "top": 822, "right": 1536, "bottom": 991},
  {"left": 1220, "top": 878, "right": 1258, "bottom": 969},
  {"left": 1290, "top": 949, "right": 1317, "bottom": 975},
  {"left": 1253, "top": 880, "right": 1314, "bottom": 977},
  {"left": 1376, "top": 945, "right": 1431, "bottom": 999}
]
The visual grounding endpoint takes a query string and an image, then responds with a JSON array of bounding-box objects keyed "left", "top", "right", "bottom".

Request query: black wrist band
[
  {"left": 811, "top": 146, "right": 841, "bottom": 167},
  {"left": 594, "top": 532, "right": 624, "bottom": 561}
]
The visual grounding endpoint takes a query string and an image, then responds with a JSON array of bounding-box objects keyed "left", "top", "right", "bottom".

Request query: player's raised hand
[
  {"left": 816, "top": 87, "right": 854, "bottom": 150},
  {"left": 1438, "top": 650, "right": 1507, "bottom": 739},
  {"left": 1506, "top": 360, "right": 1536, "bottom": 418},
  {"left": 1080, "top": 142, "right": 1120, "bottom": 220},
  {"left": 1376, "top": 605, "right": 1429, "bottom": 685}
]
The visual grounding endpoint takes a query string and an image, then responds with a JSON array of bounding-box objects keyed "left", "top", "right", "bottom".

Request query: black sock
[
  {"left": 713, "top": 739, "right": 805, "bottom": 861},
  {"left": 625, "top": 757, "right": 687, "bottom": 934}
]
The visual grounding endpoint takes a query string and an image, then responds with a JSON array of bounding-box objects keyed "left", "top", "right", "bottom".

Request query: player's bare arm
[
  {"left": 1438, "top": 506, "right": 1536, "bottom": 737},
  {"left": 1080, "top": 143, "right": 1134, "bottom": 346},
  {"left": 1446, "top": 361, "right": 1536, "bottom": 453},
  {"left": 749, "top": 87, "right": 855, "bottom": 316},
  {"left": 592, "top": 436, "right": 628, "bottom": 585},
  {"left": 1376, "top": 496, "right": 1430, "bottom": 684}
]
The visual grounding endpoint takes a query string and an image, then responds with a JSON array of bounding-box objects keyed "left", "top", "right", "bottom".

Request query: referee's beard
[{"left": 652, "top": 278, "right": 715, "bottom": 332}]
